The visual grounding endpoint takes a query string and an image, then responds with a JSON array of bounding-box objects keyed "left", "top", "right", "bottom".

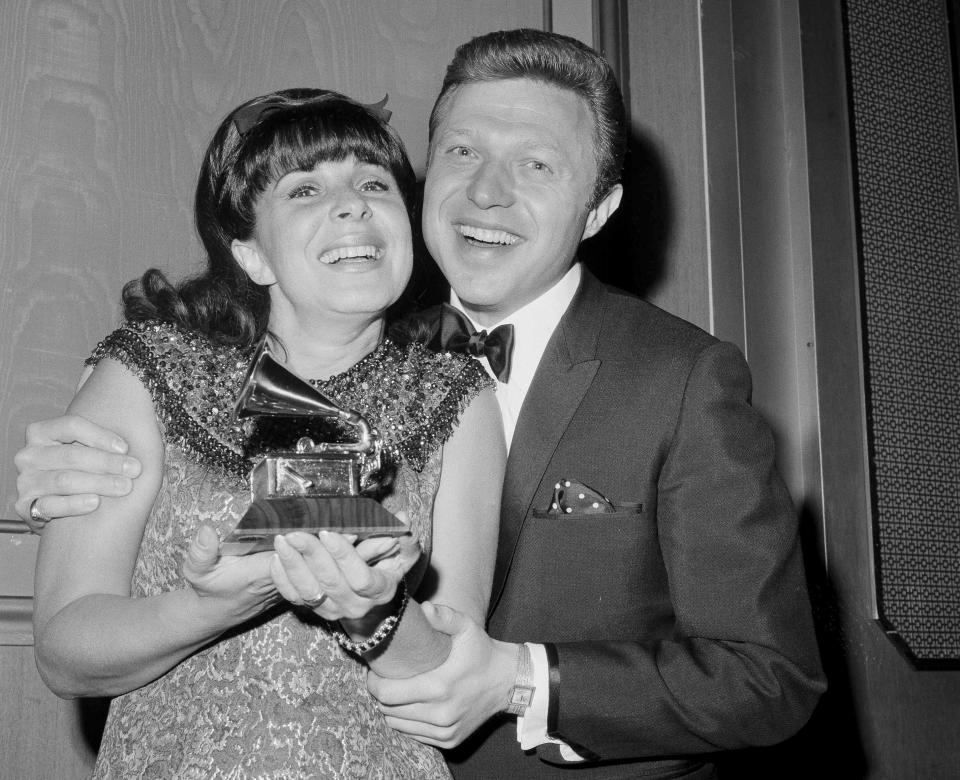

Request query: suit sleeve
[{"left": 541, "top": 341, "right": 825, "bottom": 761}]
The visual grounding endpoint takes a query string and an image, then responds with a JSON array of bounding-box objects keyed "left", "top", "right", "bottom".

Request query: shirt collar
[{"left": 449, "top": 262, "right": 582, "bottom": 390}]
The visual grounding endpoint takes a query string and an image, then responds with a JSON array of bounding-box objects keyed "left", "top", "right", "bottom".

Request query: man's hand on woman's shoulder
[{"left": 14, "top": 414, "right": 141, "bottom": 530}]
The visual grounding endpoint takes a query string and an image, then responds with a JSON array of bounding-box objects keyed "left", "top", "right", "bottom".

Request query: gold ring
[
  {"left": 303, "top": 591, "right": 328, "bottom": 608},
  {"left": 29, "top": 498, "right": 51, "bottom": 524}
]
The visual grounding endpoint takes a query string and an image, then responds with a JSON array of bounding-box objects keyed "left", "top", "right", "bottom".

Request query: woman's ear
[{"left": 231, "top": 238, "right": 276, "bottom": 286}]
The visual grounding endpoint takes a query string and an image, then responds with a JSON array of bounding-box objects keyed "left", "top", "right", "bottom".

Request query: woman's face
[{"left": 231, "top": 155, "right": 413, "bottom": 330}]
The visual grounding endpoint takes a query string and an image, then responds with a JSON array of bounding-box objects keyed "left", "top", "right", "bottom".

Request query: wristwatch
[{"left": 505, "top": 643, "right": 536, "bottom": 716}]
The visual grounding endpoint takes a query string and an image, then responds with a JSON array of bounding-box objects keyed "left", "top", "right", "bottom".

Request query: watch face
[{"left": 509, "top": 685, "right": 535, "bottom": 710}]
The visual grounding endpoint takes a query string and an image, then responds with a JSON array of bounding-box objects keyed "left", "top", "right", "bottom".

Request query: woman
[{"left": 32, "top": 88, "right": 505, "bottom": 778}]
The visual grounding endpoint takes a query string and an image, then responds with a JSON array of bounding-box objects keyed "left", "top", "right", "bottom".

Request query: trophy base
[{"left": 221, "top": 496, "right": 408, "bottom": 555}]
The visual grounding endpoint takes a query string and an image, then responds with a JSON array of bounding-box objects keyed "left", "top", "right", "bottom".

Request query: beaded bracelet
[{"left": 326, "top": 578, "right": 409, "bottom": 655}]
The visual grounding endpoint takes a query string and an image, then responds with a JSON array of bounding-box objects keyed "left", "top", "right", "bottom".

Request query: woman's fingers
[
  {"left": 316, "top": 532, "right": 398, "bottom": 601},
  {"left": 271, "top": 531, "right": 401, "bottom": 619},
  {"left": 355, "top": 535, "right": 402, "bottom": 564},
  {"left": 273, "top": 534, "right": 335, "bottom": 598},
  {"left": 269, "top": 549, "right": 301, "bottom": 603}
]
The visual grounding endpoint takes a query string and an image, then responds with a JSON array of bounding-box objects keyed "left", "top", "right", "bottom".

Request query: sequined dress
[{"left": 87, "top": 320, "right": 490, "bottom": 780}]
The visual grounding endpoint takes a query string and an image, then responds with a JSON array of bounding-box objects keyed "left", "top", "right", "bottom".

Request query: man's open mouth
[{"left": 458, "top": 224, "right": 520, "bottom": 247}]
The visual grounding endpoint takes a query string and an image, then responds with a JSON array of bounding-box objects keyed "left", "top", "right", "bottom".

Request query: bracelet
[{"left": 326, "top": 578, "right": 408, "bottom": 656}]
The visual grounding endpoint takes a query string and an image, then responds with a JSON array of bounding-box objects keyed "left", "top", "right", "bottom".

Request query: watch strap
[{"left": 506, "top": 642, "right": 536, "bottom": 716}]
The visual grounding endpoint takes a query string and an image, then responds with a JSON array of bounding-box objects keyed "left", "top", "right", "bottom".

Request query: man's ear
[
  {"left": 581, "top": 184, "right": 623, "bottom": 242},
  {"left": 231, "top": 238, "right": 275, "bottom": 286}
]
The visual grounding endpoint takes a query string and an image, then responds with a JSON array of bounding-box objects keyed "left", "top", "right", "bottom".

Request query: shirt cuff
[{"left": 515, "top": 643, "right": 586, "bottom": 761}]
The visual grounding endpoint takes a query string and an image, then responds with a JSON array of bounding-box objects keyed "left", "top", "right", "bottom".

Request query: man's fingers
[
  {"left": 18, "top": 442, "right": 140, "bottom": 478},
  {"left": 366, "top": 670, "right": 443, "bottom": 708},
  {"left": 419, "top": 601, "right": 467, "bottom": 635},
  {"left": 24, "top": 415, "right": 130, "bottom": 451},
  {"left": 35, "top": 466, "right": 133, "bottom": 496},
  {"left": 380, "top": 715, "right": 457, "bottom": 746},
  {"left": 18, "top": 494, "right": 101, "bottom": 527},
  {"left": 14, "top": 468, "right": 133, "bottom": 522}
]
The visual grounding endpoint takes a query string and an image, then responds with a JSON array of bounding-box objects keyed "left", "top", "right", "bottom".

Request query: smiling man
[
  {"left": 15, "top": 28, "right": 824, "bottom": 779},
  {"left": 365, "top": 29, "right": 825, "bottom": 779}
]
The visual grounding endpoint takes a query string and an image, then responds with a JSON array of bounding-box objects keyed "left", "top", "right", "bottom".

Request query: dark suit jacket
[{"left": 425, "top": 269, "right": 824, "bottom": 779}]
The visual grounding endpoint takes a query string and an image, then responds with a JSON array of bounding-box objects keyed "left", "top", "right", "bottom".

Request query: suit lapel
[{"left": 489, "top": 271, "right": 607, "bottom": 610}]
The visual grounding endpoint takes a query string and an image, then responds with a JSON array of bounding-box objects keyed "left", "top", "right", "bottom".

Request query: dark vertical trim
[
  {"left": 593, "top": 0, "right": 630, "bottom": 113},
  {"left": 947, "top": 0, "right": 960, "bottom": 188},
  {"left": 543, "top": 0, "right": 553, "bottom": 31}
]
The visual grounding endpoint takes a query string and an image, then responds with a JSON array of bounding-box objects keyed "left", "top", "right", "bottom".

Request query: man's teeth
[
  {"left": 458, "top": 225, "right": 520, "bottom": 246},
  {"left": 318, "top": 245, "right": 382, "bottom": 264}
]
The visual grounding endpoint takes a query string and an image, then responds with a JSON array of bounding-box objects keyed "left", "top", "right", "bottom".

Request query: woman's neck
[{"left": 268, "top": 316, "right": 385, "bottom": 381}]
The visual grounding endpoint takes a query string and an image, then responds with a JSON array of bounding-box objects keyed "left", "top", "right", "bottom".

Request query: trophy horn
[{"left": 234, "top": 340, "right": 342, "bottom": 419}]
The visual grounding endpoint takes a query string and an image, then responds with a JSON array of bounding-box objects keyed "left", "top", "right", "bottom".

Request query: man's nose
[
  {"left": 332, "top": 187, "right": 372, "bottom": 220},
  {"left": 466, "top": 161, "right": 515, "bottom": 209}
]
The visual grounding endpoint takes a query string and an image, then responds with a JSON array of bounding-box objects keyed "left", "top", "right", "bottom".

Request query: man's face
[{"left": 423, "top": 78, "right": 620, "bottom": 326}]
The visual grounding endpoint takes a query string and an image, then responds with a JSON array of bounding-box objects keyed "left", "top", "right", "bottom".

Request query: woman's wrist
[
  {"left": 340, "top": 601, "right": 395, "bottom": 640},
  {"left": 327, "top": 579, "right": 409, "bottom": 655}
]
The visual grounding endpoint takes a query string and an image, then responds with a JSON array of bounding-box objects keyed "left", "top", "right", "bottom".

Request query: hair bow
[{"left": 231, "top": 94, "right": 392, "bottom": 137}]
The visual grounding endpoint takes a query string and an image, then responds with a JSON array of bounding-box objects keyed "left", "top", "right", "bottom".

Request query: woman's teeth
[{"left": 318, "top": 245, "right": 383, "bottom": 264}]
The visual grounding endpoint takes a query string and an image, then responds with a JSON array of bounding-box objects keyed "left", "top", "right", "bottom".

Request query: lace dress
[{"left": 86, "top": 320, "right": 490, "bottom": 780}]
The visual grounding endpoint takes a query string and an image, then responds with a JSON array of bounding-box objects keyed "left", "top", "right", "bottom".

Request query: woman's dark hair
[
  {"left": 123, "top": 88, "right": 417, "bottom": 347},
  {"left": 428, "top": 29, "right": 626, "bottom": 209}
]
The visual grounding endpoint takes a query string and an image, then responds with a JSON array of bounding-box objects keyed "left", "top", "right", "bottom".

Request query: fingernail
[
  {"left": 318, "top": 531, "right": 342, "bottom": 550},
  {"left": 80, "top": 496, "right": 99, "bottom": 511},
  {"left": 110, "top": 437, "right": 128, "bottom": 454},
  {"left": 121, "top": 457, "right": 141, "bottom": 477},
  {"left": 275, "top": 535, "right": 291, "bottom": 554}
]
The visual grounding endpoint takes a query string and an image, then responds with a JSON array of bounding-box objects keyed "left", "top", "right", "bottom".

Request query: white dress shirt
[{"left": 449, "top": 263, "right": 586, "bottom": 761}]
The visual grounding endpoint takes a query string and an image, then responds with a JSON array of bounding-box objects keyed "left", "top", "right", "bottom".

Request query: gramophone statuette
[{"left": 221, "top": 341, "right": 407, "bottom": 555}]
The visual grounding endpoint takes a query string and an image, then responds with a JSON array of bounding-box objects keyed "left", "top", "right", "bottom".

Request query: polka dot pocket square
[{"left": 547, "top": 478, "right": 616, "bottom": 515}]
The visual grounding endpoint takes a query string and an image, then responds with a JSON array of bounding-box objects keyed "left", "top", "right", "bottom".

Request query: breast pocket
[
  {"left": 527, "top": 505, "right": 647, "bottom": 563},
  {"left": 515, "top": 505, "right": 656, "bottom": 638}
]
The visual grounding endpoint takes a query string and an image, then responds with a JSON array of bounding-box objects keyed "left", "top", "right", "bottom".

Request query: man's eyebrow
[
  {"left": 437, "top": 127, "right": 563, "bottom": 156},
  {"left": 436, "top": 126, "right": 474, "bottom": 139}
]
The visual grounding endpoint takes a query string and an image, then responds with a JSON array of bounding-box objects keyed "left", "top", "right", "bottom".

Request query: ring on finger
[
  {"left": 303, "top": 590, "right": 328, "bottom": 608},
  {"left": 29, "top": 498, "right": 52, "bottom": 524}
]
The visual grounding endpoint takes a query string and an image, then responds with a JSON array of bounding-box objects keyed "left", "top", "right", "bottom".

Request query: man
[{"left": 16, "top": 29, "right": 824, "bottom": 779}]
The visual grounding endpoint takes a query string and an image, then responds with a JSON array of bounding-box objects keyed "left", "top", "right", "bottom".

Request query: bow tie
[{"left": 439, "top": 304, "right": 515, "bottom": 382}]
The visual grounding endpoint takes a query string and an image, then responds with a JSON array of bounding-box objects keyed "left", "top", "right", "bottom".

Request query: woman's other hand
[
  {"left": 269, "top": 526, "right": 421, "bottom": 625},
  {"left": 182, "top": 525, "right": 280, "bottom": 626}
]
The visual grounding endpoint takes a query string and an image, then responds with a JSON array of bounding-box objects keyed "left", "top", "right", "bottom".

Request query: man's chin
[{"left": 452, "top": 293, "right": 515, "bottom": 325}]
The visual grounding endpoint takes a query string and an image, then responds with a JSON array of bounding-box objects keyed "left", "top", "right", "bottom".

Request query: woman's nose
[
  {"left": 332, "top": 187, "right": 372, "bottom": 220},
  {"left": 466, "top": 162, "right": 515, "bottom": 209}
]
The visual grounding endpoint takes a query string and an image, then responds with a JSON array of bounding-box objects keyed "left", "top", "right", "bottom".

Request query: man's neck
[{"left": 451, "top": 264, "right": 582, "bottom": 329}]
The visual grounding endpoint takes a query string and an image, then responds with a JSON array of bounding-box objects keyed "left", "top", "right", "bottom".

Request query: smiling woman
[{"left": 29, "top": 88, "right": 506, "bottom": 779}]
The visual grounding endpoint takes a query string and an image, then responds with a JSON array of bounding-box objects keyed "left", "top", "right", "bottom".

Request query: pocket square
[{"left": 548, "top": 478, "right": 616, "bottom": 515}]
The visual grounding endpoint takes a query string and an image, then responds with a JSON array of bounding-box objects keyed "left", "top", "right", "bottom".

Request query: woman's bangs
[{"left": 254, "top": 113, "right": 397, "bottom": 183}]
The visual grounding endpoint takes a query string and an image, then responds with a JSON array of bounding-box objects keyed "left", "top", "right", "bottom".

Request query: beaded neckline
[
  {"left": 307, "top": 338, "right": 394, "bottom": 391},
  {"left": 88, "top": 322, "right": 492, "bottom": 480}
]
